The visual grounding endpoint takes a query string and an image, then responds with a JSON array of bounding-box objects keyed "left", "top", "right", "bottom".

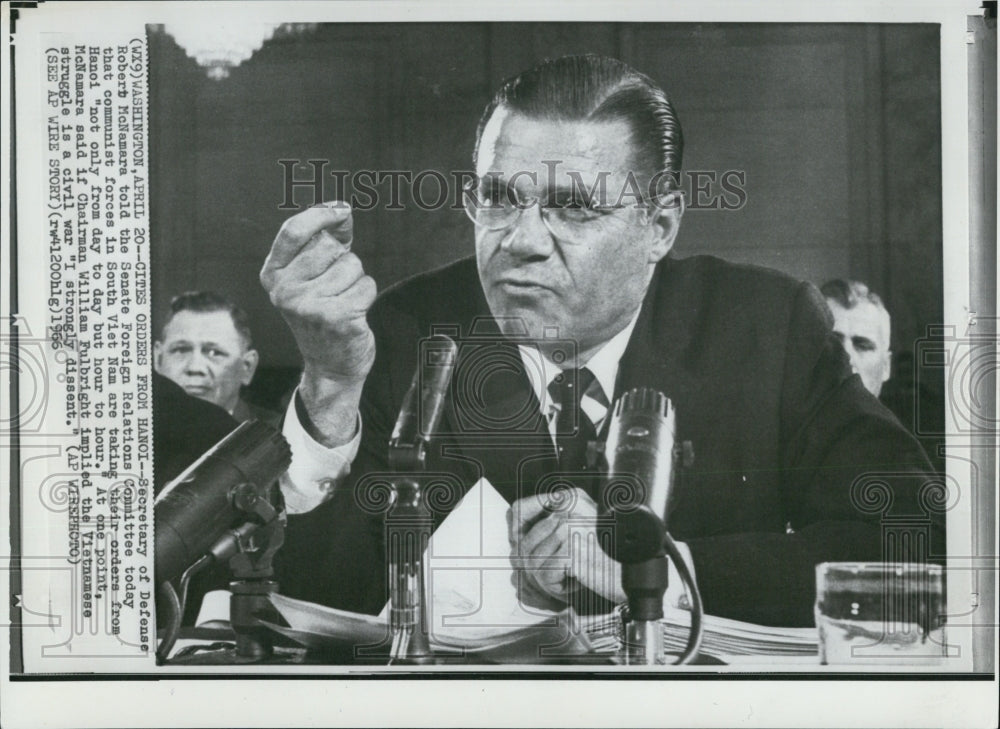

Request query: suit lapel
[
  {"left": 616, "top": 257, "right": 690, "bottom": 404},
  {"left": 437, "top": 312, "right": 557, "bottom": 505},
  {"left": 613, "top": 256, "right": 709, "bottom": 534}
]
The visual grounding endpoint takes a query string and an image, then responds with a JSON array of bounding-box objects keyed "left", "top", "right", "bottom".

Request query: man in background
[
  {"left": 154, "top": 290, "right": 277, "bottom": 424},
  {"left": 822, "top": 279, "right": 945, "bottom": 472},
  {"left": 821, "top": 278, "right": 893, "bottom": 398}
]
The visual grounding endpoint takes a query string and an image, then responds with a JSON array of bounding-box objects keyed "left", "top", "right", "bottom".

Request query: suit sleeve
[{"left": 683, "top": 283, "right": 944, "bottom": 627}]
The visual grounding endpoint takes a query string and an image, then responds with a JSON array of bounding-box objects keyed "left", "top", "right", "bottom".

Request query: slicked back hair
[
  {"left": 161, "top": 290, "right": 254, "bottom": 350},
  {"left": 474, "top": 54, "right": 683, "bottom": 191},
  {"left": 821, "top": 279, "right": 887, "bottom": 313}
]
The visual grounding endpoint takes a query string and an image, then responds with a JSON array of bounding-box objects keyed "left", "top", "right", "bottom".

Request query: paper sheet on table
[
  {"left": 206, "top": 477, "right": 575, "bottom": 653},
  {"left": 269, "top": 477, "right": 589, "bottom": 659},
  {"left": 378, "top": 477, "right": 566, "bottom": 644}
]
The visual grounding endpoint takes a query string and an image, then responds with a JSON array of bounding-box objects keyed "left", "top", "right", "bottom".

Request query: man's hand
[
  {"left": 507, "top": 488, "right": 625, "bottom": 608},
  {"left": 260, "top": 202, "right": 377, "bottom": 447}
]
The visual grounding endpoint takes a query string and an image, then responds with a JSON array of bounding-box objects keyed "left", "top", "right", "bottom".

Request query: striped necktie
[{"left": 547, "top": 367, "right": 600, "bottom": 491}]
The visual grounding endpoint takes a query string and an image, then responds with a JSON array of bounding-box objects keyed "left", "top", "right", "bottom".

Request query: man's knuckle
[
  {"left": 269, "top": 280, "right": 294, "bottom": 306},
  {"left": 283, "top": 216, "right": 312, "bottom": 243},
  {"left": 338, "top": 254, "right": 364, "bottom": 280},
  {"left": 359, "top": 275, "right": 378, "bottom": 298}
]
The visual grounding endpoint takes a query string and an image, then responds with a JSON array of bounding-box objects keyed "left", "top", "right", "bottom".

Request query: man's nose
[
  {"left": 500, "top": 203, "right": 555, "bottom": 259},
  {"left": 847, "top": 349, "right": 861, "bottom": 374},
  {"left": 184, "top": 351, "right": 209, "bottom": 374}
]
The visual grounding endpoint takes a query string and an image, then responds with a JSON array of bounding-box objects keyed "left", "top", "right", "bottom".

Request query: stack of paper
[
  {"left": 269, "top": 593, "right": 595, "bottom": 663},
  {"left": 264, "top": 478, "right": 817, "bottom": 662},
  {"left": 583, "top": 608, "right": 818, "bottom": 659},
  {"left": 268, "top": 592, "right": 817, "bottom": 663},
  {"left": 269, "top": 479, "right": 600, "bottom": 662}
]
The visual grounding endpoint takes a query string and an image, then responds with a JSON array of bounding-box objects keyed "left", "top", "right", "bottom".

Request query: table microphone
[
  {"left": 603, "top": 387, "right": 678, "bottom": 563},
  {"left": 385, "top": 334, "right": 457, "bottom": 663},
  {"left": 388, "top": 334, "right": 458, "bottom": 468},
  {"left": 601, "top": 387, "right": 703, "bottom": 664},
  {"left": 154, "top": 420, "right": 291, "bottom": 585}
]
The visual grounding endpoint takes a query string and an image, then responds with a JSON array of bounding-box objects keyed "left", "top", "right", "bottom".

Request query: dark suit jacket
[
  {"left": 232, "top": 396, "right": 282, "bottom": 429},
  {"left": 276, "top": 255, "right": 942, "bottom": 627}
]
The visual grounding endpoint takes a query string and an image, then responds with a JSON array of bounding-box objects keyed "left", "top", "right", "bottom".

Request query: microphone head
[
  {"left": 154, "top": 420, "right": 291, "bottom": 584},
  {"left": 602, "top": 387, "right": 677, "bottom": 563},
  {"left": 389, "top": 334, "right": 458, "bottom": 451},
  {"left": 417, "top": 334, "right": 458, "bottom": 440}
]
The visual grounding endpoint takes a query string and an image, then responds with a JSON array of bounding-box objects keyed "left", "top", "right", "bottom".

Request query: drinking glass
[{"left": 815, "top": 562, "right": 947, "bottom": 666}]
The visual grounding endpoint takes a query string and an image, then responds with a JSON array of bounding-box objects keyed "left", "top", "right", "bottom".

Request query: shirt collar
[{"left": 517, "top": 308, "right": 642, "bottom": 412}]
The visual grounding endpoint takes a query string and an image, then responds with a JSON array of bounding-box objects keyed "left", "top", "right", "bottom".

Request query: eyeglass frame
[{"left": 461, "top": 175, "right": 680, "bottom": 239}]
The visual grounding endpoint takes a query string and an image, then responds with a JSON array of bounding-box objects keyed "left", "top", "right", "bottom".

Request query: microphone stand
[
  {"left": 382, "top": 334, "right": 457, "bottom": 665},
  {"left": 621, "top": 554, "right": 670, "bottom": 663},
  {"left": 619, "top": 530, "right": 703, "bottom": 665},
  {"left": 211, "top": 492, "right": 285, "bottom": 659},
  {"left": 385, "top": 451, "right": 435, "bottom": 665},
  {"left": 156, "top": 485, "right": 285, "bottom": 662}
]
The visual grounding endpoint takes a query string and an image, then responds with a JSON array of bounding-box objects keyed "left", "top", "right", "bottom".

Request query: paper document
[
  {"left": 265, "top": 477, "right": 818, "bottom": 661},
  {"left": 412, "top": 477, "right": 566, "bottom": 641},
  {"left": 271, "top": 478, "right": 591, "bottom": 660}
]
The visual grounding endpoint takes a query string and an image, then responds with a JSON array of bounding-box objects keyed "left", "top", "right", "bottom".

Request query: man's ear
[
  {"left": 153, "top": 341, "right": 163, "bottom": 372},
  {"left": 881, "top": 349, "right": 893, "bottom": 385},
  {"left": 647, "top": 191, "right": 685, "bottom": 264},
  {"left": 240, "top": 348, "right": 260, "bottom": 386}
]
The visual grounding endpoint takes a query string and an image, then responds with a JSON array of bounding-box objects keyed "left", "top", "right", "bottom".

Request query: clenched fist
[{"left": 260, "top": 202, "right": 377, "bottom": 446}]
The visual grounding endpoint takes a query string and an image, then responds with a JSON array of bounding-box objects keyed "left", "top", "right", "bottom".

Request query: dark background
[{"left": 147, "top": 22, "right": 944, "bottom": 462}]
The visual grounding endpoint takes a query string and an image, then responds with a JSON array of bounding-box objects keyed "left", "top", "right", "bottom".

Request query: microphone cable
[{"left": 663, "top": 532, "right": 704, "bottom": 665}]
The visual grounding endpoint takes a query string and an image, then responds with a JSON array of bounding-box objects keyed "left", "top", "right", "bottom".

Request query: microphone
[
  {"left": 600, "top": 387, "right": 703, "bottom": 665},
  {"left": 384, "top": 333, "right": 457, "bottom": 664},
  {"left": 388, "top": 334, "right": 458, "bottom": 468},
  {"left": 154, "top": 419, "right": 291, "bottom": 584},
  {"left": 602, "top": 387, "right": 677, "bottom": 563}
]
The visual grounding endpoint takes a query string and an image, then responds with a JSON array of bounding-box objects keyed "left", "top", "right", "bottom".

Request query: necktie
[
  {"left": 546, "top": 367, "right": 617, "bottom": 615},
  {"left": 547, "top": 367, "right": 599, "bottom": 489}
]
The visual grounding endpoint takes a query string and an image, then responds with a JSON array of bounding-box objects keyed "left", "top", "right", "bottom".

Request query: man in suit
[
  {"left": 155, "top": 291, "right": 279, "bottom": 426},
  {"left": 261, "top": 55, "right": 939, "bottom": 628},
  {"left": 821, "top": 279, "right": 946, "bottom": 474}
]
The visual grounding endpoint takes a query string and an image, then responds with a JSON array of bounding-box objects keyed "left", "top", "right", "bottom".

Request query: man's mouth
[
  {"left": 183, "top": 384, "right": 211, "bottom": 396},
  {"left": 497, "top": 277, "right": 552, "bottom": 292}
]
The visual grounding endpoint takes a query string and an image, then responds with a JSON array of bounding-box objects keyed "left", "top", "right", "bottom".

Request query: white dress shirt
[{"left": 278, "top": 406, "right": 362, "bottom": 514}]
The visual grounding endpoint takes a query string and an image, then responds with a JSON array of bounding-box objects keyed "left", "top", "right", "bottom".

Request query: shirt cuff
[
  {"left": 279, "top": 388, "right": 362, "bottom": 515},
  {"left": 664, "top": 540, "right": 696, "bottom": 612}
]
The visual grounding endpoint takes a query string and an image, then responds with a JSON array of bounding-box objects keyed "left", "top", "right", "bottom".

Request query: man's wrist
[
  {"left": 297, "top": 369, "right": 366, "bottom": 448},
  {"left": 281, "top": 390, "right": 363, "bottom": 514}
]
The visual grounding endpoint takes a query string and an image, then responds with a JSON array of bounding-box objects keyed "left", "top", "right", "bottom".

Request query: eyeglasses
[{"left": 462, "top": 179, "right": 656, "bottom": 240}]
